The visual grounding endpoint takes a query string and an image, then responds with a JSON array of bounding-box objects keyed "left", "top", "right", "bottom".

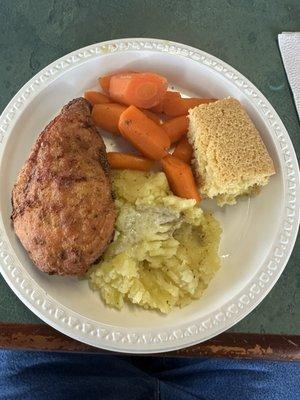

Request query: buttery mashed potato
[{"left": 88, "top": 170, "right": 221, "bottom": 313}]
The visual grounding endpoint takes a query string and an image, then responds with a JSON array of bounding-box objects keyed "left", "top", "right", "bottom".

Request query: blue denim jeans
[{"left": 0, "top": 350, "right": 299, "bottom": 399}]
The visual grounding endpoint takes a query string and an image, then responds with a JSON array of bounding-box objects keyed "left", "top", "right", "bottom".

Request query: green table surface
[{"left": 0, "top": 0, "right": 299, "bottom": 335}]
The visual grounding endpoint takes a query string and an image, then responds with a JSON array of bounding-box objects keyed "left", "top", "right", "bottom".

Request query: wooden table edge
[{"left": 0, "top": 323, "right": 299, "bottom": 361}]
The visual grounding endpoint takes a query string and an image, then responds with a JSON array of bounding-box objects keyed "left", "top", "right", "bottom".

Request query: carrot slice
[
  {"left": 172, "top": 136, "right": 193, "bottom": 164},
  {"left": 164, "top": 97, "right": 217, "bottom": 117},
  {"left": 161, "top": 155, "right": 201, "bottom": 202},
  {"left": 84, "top": 91, "right": 111, "bottom": 105},
  {"left": 162, "top": 116, "right": 188, "bottom": 143},
  {"left": 109, "top": 72, "right": 168, "bottom": 109},
  {"left": 118, "top": 105, "right": 170, "bottom": 160},
  {"left": 150, "top": 91, "right": 181, "bottom": 113},
  {"left": 99, "top": 71, "right": 136, "bottom": 93},
  {"left": 99, "top": 75, "right": 112, "bottom": 93},
  {"left": 107, "top": 152, "right": 154, "bottom": 171},
  {"left": 142, "top": 109, "right": 161, "bottom": 125},
  {"left": 92, "top": 103, "right": 126, "bottom": 134}
]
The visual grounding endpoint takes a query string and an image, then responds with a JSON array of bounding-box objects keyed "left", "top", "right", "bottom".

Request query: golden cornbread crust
[{"left": 188, "top": 97, "right": 275, "bottom": 205}]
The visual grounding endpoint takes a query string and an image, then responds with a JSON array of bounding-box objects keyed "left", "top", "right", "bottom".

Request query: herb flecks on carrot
[
  {"left": 172, "top": 136, "right": 193, "bottom": 164},
  {"left": 162, "top": 116, "right": 188, "bottom": 143},
  {"left": 161, "top": 155, "right": 201, "bottom": 202},
  {"left": 84, "top": 91, "right": 111, "bottom": 105},
  {"left": 92, "top": 103, "right": 126, "bottom": 134},
  {"left": 118, "top": 105, "right": 170, "bottom": 160},
  {"left": 107, "top": 152, "right": 154, "bottom": 171},
  {"left": 164, "top": 97, "right": 217, "bottom": 117},
  {"left": 109, "top": 72, "right": 168, "bottom": 109}
]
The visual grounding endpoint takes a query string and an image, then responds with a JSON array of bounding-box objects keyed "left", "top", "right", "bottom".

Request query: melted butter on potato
[{"left": 88, "top": 170, "right": 221, "bottom": 313}]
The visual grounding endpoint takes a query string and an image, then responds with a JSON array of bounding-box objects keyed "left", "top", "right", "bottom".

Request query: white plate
[{"left": 0, "top": 38, "right": 299, "bottom": 353}]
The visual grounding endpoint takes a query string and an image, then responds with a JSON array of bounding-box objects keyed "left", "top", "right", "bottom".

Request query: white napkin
[{"left": 278, "top": 32, "right": 300, "bottom": 119}]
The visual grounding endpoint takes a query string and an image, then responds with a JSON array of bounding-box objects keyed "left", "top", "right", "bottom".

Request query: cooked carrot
[
  {"left": 150, "top": 91, "right": 181, "bottom": 113},
  {"left": 172, "top": 136, "right": 193, "bottom": 164},
  {"left": 118, "top": 105, "right": 170, "bottom": 160},
  {"left": 92, "top": 103, "right": 126, "bottom": 134},
  {"left": 84, "top": 91, "right": 111, "bottom": 105},
  {"left": 99, "top": 71, "right": 136, "bottom": 93},
  {"left": 99, "top": 75, "right": 112, "bottom": 93},
  {"left": 164, "top": 97, "right": 217, "bottom": 117},
  {"left": 142, "top": 109, "right": 161, "bottom": 125},
  {"left": 161, "top": 116, "right": 188, "bottom": 143},
  {"left": 107, "top": 152, "right": 154, "bottom": 171},
  {"left": 161, "top": 155, "right": 201, "bottom": 202},
  {"left": 109, "top": 72, "right": 168, "bottom": 109}
]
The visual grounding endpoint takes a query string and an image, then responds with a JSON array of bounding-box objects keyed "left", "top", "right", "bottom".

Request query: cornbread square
[{"left": 188, "top": 97, "right": 275, "bottom": 206}]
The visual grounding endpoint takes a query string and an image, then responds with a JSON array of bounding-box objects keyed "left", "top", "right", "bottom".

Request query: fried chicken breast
[{"left": 12, "top": 98, "right": 116, "bottom": 276}]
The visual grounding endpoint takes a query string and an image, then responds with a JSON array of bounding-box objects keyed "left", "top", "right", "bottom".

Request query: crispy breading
[{"left": 12, "top": 98, "right": 116, "bottom": 275}]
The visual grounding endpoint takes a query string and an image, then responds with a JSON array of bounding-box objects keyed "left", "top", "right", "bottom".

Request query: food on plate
[
  {"left": 92, "top": 103, "right": 126, "bottom": 134},
  {"left": 164, "top": 97, "right": 217, "bottom": 117},
  {"left": 161, "top": 115, "right": 188, "bottom": 143},
  {"left": 84, "top": 91, "right": 111, "bottom": 105},
  {"left": 172, "top": 136, "right": 193, "bottom": 164},
  {"left": 107, "top": 152, "right": 154, "bottom": 171},
  {"left": 118, "top": 105, "right": 170, "bottom": 160},
  {"left": 141, "top": 109, "right": 161, "bottom": 124},
  {"left": 99, "top": 74, "right": 113, "bottom": 93},
  {"left": 90, "top": 71, "right": 222, "bottom": 203},
  {"left": 99, "top": 71, "right": 135, "bottom": 93},
  {"left": 11, "top": 98, "right": 116, "bottom": 276},
  {"left": 92, "top": 103, "right": 161, "bottom": 134},
  {"left": 188, "top": 97, "right": 275, "bottom": 206},
  {"left": 10, "top": 64, "right": 278, "bottom": 317},
  {"left": 109, "top": 72, "right": 168, "bottom": 109},
  {"left": 161, "top": 155, "right": 201, "bottom": 202},
  {"left": 88, "top": 170, "right": 221, "bottom": 313},
  {"left": 150, "top": 90, "right": 181, "bottom": 113}
]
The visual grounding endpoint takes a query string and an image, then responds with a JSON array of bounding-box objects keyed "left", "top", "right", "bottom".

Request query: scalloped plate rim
[{"left": 0, "top": 38, "right": 299, "bottom": 353}]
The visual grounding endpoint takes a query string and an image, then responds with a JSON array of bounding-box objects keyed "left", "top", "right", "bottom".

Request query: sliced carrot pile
[
  {"left": 161, "top": 155, "right": 201, "bottom": 202},
  {"left": 118, "top": 105, "right": 170, "bottom": 160},
  {"left": 107, "top": 152, "right": 154, "bottom": 171},
  {"left": 162, "top": 116, "right": 188, "bottom": 143},
  {"left": 84, "top": 91, "right": 111, "bottom": 105},
  {"left": 141, "top": 109, "right": 161, "bottom": 125},
  {"left": 164, "top": 97, "right": 217, "bottom": 117},
  {"left": 92, "top": 103, "right": 126, "bottom": 134},
  {"left": 172, "top": 136, "right": 193, "bottom": 164},
  {"left": 88, "top": 71, "right": 214, "bottom": 200},
  {"left": 109, "top": 72, "right": 168, "bottom": 109},
  {"left": 99, "top": 75, "right": 112, "bottom": 93},
  {"left": 150, "top": 91, "right": 181, "bottom": 113}
]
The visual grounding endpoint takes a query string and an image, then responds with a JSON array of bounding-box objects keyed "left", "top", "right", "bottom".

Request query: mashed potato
[{"left": 88, "top": 170, "right": 221, "bottom": 313}]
